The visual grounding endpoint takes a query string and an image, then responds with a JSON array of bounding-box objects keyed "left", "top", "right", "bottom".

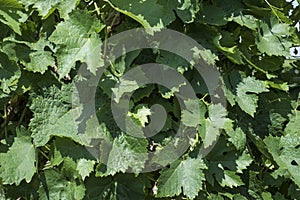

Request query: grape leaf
[
  {"left": 50, "top": 138, "right": 96, "bottom": 181},
  {"left": 236, "top": 77, "right": 269, "bottom": 117},
  {"left": 106, "top": 0, "right": 175, "bottom": 34},
  {"left": 175, "top": 0, "right": 200, "bottom": 23},
  {"left": 97, "top": 133, "right": 148, "bottom": 176},
  {"left": 3, "top": 37, "right": 55, "bottom": 74},
  {"left": 0, "top": 0, "right": 25, "bottom": 34},
  {"left": 112, "top": 78, "right": 139, "bottom": 103},
  {"left": 19, "top": 0, "right": 79, "bottom": 19},
  {"left": 255, "top": 18, "right": 294, "bottom": 56},
  {"left": 264, "top": 109, "right": 300, "bottom": 187},
  {"left": 226, "top": 127, "right": 247, "bottom": 150},
  {"left": 181, "top": 99, "right": 201, "bottom": 127},
  {"left": 157, "top": 0, "right": 200, "bottom": 23},
  {"left": 49, "top": 10, "right": 105, "bottom": 78},
  {"left": 236, "top": 151, "right": 253, "bottom": 173},
  {"left": 233, "top": 14, "right": 259, "bottom": 30},
  {"left": 128, "top": 106, "right": 151, "bottom": 127},
  {"left": 285, "top": 110, "right": 300, "bottom": 136},
  {"left": 0, "top": 127, "right": 36, "bottom": 185},
  {"left": 38, "top": 169, "right": 86, "bottom": 200},
  {"left": 29, "top": 85, "right": 90, "bottom": 147},
  {"left": 156, "top": 50, "right": 192, "bottom": 73},
  {"left": 201, "top": 104, "right": 232, "bottom": 148},
  {"left": 0, "top": 52, "right": 21, "bottom": 99},
  {"left": 192, "top": 46, "right": 219, "bottom": 65},
  {"left": 205, "top": 138, "right": 251, "bottom": 188},
  {"left": 85, "top": 174, "right": 147, "bottom": 199},
  {"left": 221, "top": 170, "right": 244, "bottom": 188},
  {"left": 156, "top": 157, "right": 207, "bottom": 199},
  {"left": 76, "top": 159, "right": 95, "bottom": 181}
]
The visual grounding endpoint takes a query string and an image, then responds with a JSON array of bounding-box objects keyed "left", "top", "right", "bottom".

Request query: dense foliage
[{"left": 0, "top": 0, "right": 300, "bottom": 199}]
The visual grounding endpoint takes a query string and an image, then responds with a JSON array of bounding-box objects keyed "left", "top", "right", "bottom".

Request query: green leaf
[
  {"left": 157, "top": 0, "right": 200, "bottom": 24},
  {"left": 38, "top": 169, "right": 86, "bottom": 200},
  {"left": 199, "top": 2, "right": 228, "bottom": 26},
  {"left": 174, "top": 0, "right": 200, "bottom": 23},
  {"left": 19, "top": 0, "right": 79, "bottom": 19},
  {"left": 0, "top": 127, "right": 36, "bottom": 185},
  {"left": 220, "top": 170, "right": 244, "bottom": 188},
  {"left": 192, "top": 46, "right": 219, "bottom": 65},
  {"left": 112, "top": 78, "right": 139, "bottom": 103},
  {"left": 49, "top": 10, "right": 105, "bottom": 78},
  {"left": 97, "top": 133, "right": 148, "bottom": 176},
  {"left": 233, "top": 14, "right": 259, "bottom": 30},
  {"left": 0, "top": 0, "right": 25, "bottom": 34},
  {"left": 85, "top": 174, "right": 147, "bottom": 199},
  {"left": 3, "top": 37, "right": 55, "bottom": 74},
  {"left": 236, "top": 77, "right": 269, "bottom": 117},
  {"left": 255, "top": 18, "right": 294, "bottom": 56},
  {"left": 264, "top": 131, "right": 300, "bottom": 187},
  {"left": 198, "top": 0, "right": 243, "bottom": 26},
  {"left": 0, "top": 52, "right": 21, "bottom": 99},
  {"left": 29, "top": 85, "right": 90, "bottom": 147},
  {"left": 201, "top": 104, "right": 232, "bottom": 148},
  {"left": 213, "top": 36, "right": 244, "bottom": 64},
  {"left": 226, "top": 127, "right": 247, "bottom": 150},
  {"left": 50, "top": 138, "right": 96, "bottom": 181},
  {"left": 181, "top": 99, "right": 201, "bottom": 127},
  {"left": 106, "top": 0, "right": 175, "bottom": 34},
  {"left": 285, "top": 110, "right": 300, "bottom": 136},
  {"left": 156, "top": 157, "right": 207, "bottom": 199},
  {"left": 156, "top": 50, "right": 192, "bottom": 74}
]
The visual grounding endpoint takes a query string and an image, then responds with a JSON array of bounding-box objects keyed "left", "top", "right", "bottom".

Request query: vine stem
[
  {"left": 3, "top": 105, "right": 7, "bottom": 140},
  {"left": 241, "top": 54, "right": 274, "bottom": 78},
  {"left": 264, "top": 0, "right": 283, "bottom": 22},
  {"left": 18, "top": 107, "right": 28, "bottom": 125}
]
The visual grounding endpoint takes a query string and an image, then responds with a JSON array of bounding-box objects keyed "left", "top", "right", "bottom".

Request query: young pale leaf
[
  {"left": 0, "top": 127, "right": 36, "bottom": 185},
  {"left": 236, "top": 151, "right": 253, "bottom": 173},
  {"left": 156, "top": 158, "right": 207, "bottom": 199},
  {"left": 76, "top": 159, "right": 95, "bottom": 181},
  {"left": 128, "top": 106, "right": 151, "bottom": 127},
  {"left": 233, "top": 14, "right": 259, "bottom": 30},
  {"left": 112, "top": 79, "right": 139, "bottom": 103}
]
